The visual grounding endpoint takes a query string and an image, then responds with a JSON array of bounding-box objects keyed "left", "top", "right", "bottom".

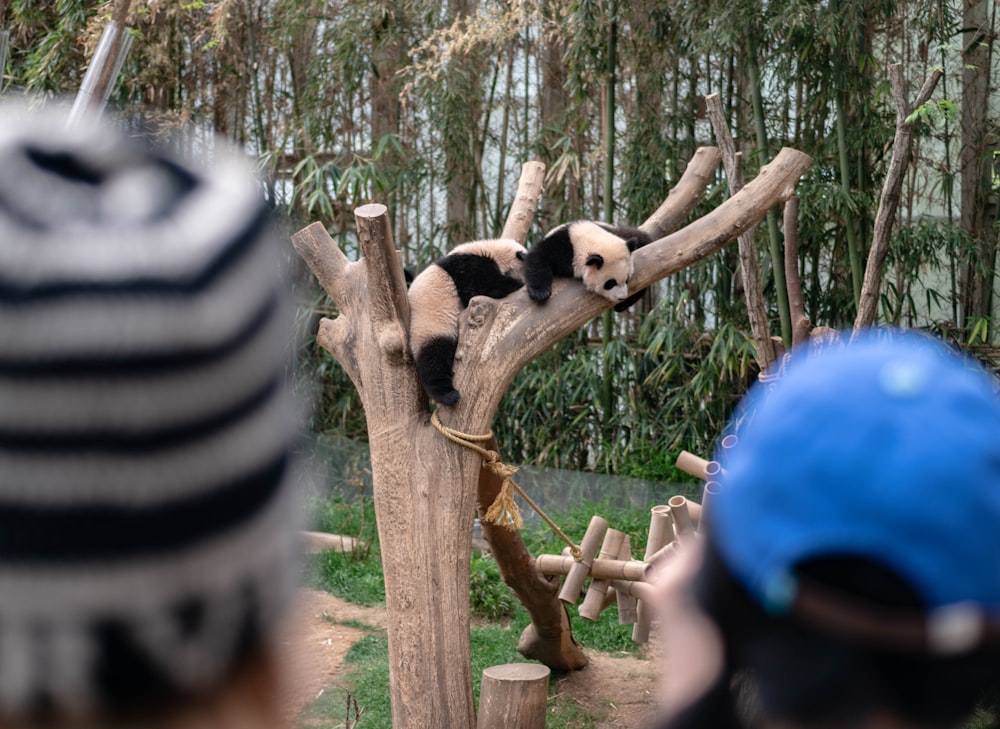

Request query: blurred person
[
  {"left": 651, "top": 330, "right": 1000, "bottom": 729},
  {"left": 0, "top": 103, "right": 301, "bottom": 728}
]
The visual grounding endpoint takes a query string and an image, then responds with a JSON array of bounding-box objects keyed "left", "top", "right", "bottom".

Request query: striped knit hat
[{"left": 0, "top": 104, "right": 299, "bottom": 719}]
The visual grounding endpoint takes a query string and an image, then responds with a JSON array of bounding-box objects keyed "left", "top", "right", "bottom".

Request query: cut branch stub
[
  {"left": 355, "top": 204, "right": 410, "bottom": 364},
  {"left": 641, "top": 147, "right": 723, "bottom": 239},
  {"left": 290, "top": 222, "right": 363, "bottom": 386},
  {"left": 290, "top": 221, "right": 354, "bottom": 309},
  {"left": 501, "top": 161, "right": 546, "bottom": 243}
]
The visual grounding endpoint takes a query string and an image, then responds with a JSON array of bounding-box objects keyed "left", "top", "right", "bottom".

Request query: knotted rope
[{"left": 430, "top": 411, "right": 583, "bottom": 560}]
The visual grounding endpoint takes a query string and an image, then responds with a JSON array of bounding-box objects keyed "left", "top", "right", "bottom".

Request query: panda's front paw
[
  {"left": 435, "top": 389, "right": 461, "bottom": 405},
  {"left": 527, "top": 284, "right": 551, "bottom": 302}
]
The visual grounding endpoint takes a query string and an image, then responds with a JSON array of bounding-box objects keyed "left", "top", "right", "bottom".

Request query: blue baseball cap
[{"left": 710, "top": 330, "right": 1000, "bottom": 648}]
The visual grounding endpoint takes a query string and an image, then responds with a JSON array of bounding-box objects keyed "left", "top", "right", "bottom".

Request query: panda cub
[
  {"left": 524, "top": 220, "right": 652, "bottom": 310},
  {"left": 408, "top": 238, "right": 527, "bottom": 405}
]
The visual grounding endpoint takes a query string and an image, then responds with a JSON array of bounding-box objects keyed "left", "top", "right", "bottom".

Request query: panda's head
[
  {"left": 568, "top": 221, "right": 634, "bottom": 303},
  {"left": 451, "top": 238, "right": 527, "bottom": 281}
]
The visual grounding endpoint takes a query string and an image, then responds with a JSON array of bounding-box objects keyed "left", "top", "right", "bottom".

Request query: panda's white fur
[
  {"left": 408, "top": 238, "right": 526, "bottom": 404},
  {"left": 524, "top": 220, "right": 652, "bottom": 304}
]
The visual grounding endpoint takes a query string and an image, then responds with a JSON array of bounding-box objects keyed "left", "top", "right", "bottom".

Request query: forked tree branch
[{"left": 449, "top": 146, "right": 813, "bottom": 435}]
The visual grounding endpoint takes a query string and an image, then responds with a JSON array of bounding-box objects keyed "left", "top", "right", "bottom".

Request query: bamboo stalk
[
  {"left": 669, "top": 495, "right": 697, "bottom": 538},
  {"left": 615, "top": 536, "right": 637, "bottom": 625},
  {"left": 676, "top": 450, "right": 710, "bottom": 480},
  {"left": 702, "top": 481, "right": 722, "bottom": 524},
  {"left": 557, "top": 516, "right": 608, "bottom": 605},
  {"left": 535, "top": 554, "right": 649, "bottom": 582},
  {"left": 0, "top": 29, "right": 9, "bottom": 95},
  {"left": 579, "top": 529, "right": 626, "bottom": 621},
  {"left": 633, "top": 505, "right": 674, "bottom": 642},
  {"left": 67, "top": 1, "right": 134, "bottom": 125}
]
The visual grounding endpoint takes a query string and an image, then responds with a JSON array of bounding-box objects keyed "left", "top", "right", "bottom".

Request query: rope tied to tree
[{"left": 430, "top": 411, "right": 583, "bottom": 560}]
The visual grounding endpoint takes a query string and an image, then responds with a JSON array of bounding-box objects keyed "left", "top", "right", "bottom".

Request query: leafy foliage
[{"left": 7, "top": 0, "right": 997, "bottom": 478}]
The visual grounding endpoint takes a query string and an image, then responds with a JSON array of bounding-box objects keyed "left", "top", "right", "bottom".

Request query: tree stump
[{"left": 476, "top": 663, "right": 551, "bottom": 729}]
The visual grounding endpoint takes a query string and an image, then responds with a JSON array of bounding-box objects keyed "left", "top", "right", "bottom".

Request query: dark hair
[{"left": 654, "top": 540, "right": 1000, "bottom": 729}]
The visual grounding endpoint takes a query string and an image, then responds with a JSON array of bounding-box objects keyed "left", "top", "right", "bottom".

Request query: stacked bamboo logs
[{"left": 533, "top": 445, "right": 731, "bottom": 643}]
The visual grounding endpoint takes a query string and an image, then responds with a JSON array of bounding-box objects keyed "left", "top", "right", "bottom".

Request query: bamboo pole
[
  {"left": 676, "top": 450, "right": 710, "bottom": 480},
  {"left": 67, "top": 0, "right": 134, "bottom": 125},
  {"left": 633, "top": 505, "right": 674, "bottom": 642},
  {"left": 615, "top": 536, "right": 637, "bottom": 624},
  {"left": 579, "top": 529, "right": 626, "bottom": 621},
  {"left": 0, "top": 0, "right": 9, "bottom": 95},
  {"left": 0, "top": 31, "right": 9, "bottom": 95},
  {"left": 558, "top": 515, "right": 608, "bottom": 605},
  {"left": 536, "top": 554, "right": 648, "bottom": 582},
  {"left": 669, "top": 495, "right": 697, "bottom": 539},
  {"left": 702, "top": 481, "right": 722, "bottom": 524}
]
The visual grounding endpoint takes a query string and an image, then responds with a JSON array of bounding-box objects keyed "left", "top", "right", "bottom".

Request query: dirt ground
[{"left": 277, "top": 588, "right": 661, "bottom": 727}]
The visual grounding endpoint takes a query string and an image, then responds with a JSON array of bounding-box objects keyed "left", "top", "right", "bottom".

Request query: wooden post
[{"left": 476, "top": 663, "right": 550, "bottom": 729}]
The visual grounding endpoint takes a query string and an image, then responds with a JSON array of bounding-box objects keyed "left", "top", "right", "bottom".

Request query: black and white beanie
[{"left": 0, "top": 104, "right": 300, "bottom": 719}]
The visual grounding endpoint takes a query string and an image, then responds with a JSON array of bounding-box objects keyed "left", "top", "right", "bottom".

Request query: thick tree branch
[
  {"left": 641, "top": 147, "right": 723, "bottom": 239},
  {"left": 291, "top": 222, "right": 363, "bottom": 385},
  {"left": 705, "top": 93, "right": 775, "bottom": 370},
  {"left": 854, "top": 64, "right": 942, "bottom": 331},
  {"left": 290, "top": 221, "right": 354, "bottom": 308},
  {"left": 476, "top": 438, "right": 588, "bottom": 671},
  {"left": 501, "top": 161, "right": 546, "bottom": 243},
  {"left": 783, "top": 197, "right": 811, "bottom": 347}
]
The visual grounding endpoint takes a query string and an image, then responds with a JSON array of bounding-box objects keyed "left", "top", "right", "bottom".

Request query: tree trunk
[
  {"left": 959, "top": 0, "right": 995, "bottom": 330},
  {"left": 290, "top": 146, "right": 812, "bottom": 729},
  {"left": 444, "top": 0, "right": 482, "bottom": 242},
  {"left": 853, "top": 64, "right": 942, "bottom": 332}
]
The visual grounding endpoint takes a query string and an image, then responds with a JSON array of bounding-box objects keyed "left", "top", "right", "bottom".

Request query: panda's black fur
[
  {"left": 408, "top": 239, "right": 526, "bottom": 405},
  {"left": 524, "top": 220, "right": 652, "bottom": 310}
]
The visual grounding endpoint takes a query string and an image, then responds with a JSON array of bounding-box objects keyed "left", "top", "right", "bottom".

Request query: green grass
[
  {"left": 306, "top": 550, "right": 386, "bottom": 606},
  {"left": 294, "top": 613, "right": 619, "bottom": 729},
  {"left": 297, "top": 495, "right": 657, "bottom": 727},
  {"left": 469, "top": 554, "right": 519, "bottom": 620}
]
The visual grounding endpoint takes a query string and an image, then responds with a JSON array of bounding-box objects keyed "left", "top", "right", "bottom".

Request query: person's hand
[{"left": 649, "top": 538, "right": 725, "bottom": 719}]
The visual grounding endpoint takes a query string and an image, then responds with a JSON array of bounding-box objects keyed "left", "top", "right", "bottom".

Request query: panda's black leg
[
  {"left": 415, "top": 337, "right": 461, "bottom": 404},
  {"left": 614, "top": 288, "right": 645, "bottom": 312},
  {"left": 524, "top": 261, "right": 554, "bottom": 302}
]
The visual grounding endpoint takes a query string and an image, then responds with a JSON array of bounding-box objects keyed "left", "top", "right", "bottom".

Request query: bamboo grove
[{"left": 2, "top": 0, "right": 996, "bottom": 477}]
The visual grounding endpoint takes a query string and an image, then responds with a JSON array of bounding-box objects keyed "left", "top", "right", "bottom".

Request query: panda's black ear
[{"left": 585, "top": 253, "right": 604, "bottom": 269}]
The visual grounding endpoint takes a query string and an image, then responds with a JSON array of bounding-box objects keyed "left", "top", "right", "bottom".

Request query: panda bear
[
  {"left": 523, "top": 220, "right": 652, "bottom": 311},
  {"left": 408, "top": 238, "right": 527, "bottom": 405}
]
